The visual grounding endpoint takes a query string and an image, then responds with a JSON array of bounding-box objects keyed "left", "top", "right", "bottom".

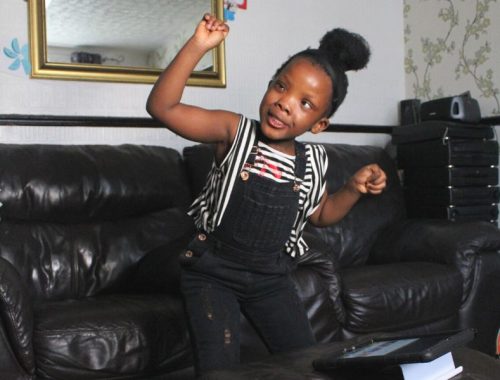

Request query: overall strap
[
  {"left": 291, "top": 142, "right": 307, "bottom": 193},
  {"left": 294, "top": 141, "right": 307, "bottom": 180},
  {"left": 240, "top": 145, "right": 259, "bottom": 180}
]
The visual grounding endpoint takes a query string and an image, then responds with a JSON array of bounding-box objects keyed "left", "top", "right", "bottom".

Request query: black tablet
[{"left": 313, "top": 328, "right": 475, "bottom": 371}]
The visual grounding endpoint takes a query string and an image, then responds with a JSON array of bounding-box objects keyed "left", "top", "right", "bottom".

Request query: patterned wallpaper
[{"left": 404, "top": 0, "right": 499, "bottom": 116}]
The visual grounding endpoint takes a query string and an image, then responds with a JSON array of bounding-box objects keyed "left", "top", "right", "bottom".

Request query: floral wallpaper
[{"left": 404, "top": 0, "right": 500, "bottom": 116}]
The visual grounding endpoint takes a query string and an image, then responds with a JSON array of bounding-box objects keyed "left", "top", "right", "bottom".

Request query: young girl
[{"left": 147, "top": 14, "right": 386, "bottom": 376}]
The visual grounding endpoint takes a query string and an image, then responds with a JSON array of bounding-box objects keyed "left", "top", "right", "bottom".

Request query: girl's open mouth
[{"left": 267, "top": 113, "right": 289, "bottom": 129}]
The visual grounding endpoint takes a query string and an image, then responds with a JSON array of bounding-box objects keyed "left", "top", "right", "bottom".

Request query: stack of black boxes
[{"left": 394, "top": 118, "right": 499, "bottom": 224}]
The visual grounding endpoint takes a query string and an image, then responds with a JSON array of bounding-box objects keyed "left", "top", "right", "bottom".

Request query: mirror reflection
[{"left": 29, "top": 0, "right": 226, "bottom": 86}]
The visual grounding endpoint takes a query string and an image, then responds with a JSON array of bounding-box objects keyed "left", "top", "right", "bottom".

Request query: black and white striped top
[{"left": 188, "top": 115, "right": 328, "bottom": 257}]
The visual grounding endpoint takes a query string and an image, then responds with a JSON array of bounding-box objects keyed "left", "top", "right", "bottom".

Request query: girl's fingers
[
  {"left": 372, "top": 176, "right": 386, "bottom": 185},
  {"left": 203, "top": 14, "right": 228, "bottom": 32},
  {"left": 369, "top": 169, "right": 386, "bottom": 185},
  {"left": 367, "top": 183, "right": 386, "bottom": 194}
]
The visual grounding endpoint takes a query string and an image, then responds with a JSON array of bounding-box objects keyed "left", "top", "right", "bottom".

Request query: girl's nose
[{"left": 275, "top": 96, "right": 291, "bottom": 114}]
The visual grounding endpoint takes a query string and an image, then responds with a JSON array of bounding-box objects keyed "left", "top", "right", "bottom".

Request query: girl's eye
[
  {"left": 274, "top": 81, "right": 285, "bottom": 91},
  {"left": 302, "top": 100, "right": 312, "bottom": 109}
]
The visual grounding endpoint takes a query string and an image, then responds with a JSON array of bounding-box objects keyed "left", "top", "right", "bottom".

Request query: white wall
[{"left": 0, "top": 0, "right": 404, "bottom": 150}]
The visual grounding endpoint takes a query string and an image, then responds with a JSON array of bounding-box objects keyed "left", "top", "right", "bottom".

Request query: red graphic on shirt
[{"left": 256, "top": 155, "right": 282, "bottom": 179}]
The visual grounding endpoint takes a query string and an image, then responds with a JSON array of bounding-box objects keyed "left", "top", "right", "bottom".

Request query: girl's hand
[
  {"left": 193, "top": 14, "right": 230, "bottom": 51},
  {"left": 348, "top": 164, "right": 387, "bottom": 195}
]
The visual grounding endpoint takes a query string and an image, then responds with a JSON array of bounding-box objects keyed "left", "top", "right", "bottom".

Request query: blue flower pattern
[
  {"left": 3, "top": 38, "right": 31, "bottom": 75},
  {"left": 224, "top": 8, "right": 235, "bottom": 21}
]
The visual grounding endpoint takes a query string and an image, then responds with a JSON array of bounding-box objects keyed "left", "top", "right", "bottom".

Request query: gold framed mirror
[{"left": 28, "top": 0, "right": 226, "bottom": 86}]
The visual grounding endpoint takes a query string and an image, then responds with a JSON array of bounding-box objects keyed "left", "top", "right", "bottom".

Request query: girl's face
[{"left": 259, "top": 57, "right": 332, "bottom": 154}]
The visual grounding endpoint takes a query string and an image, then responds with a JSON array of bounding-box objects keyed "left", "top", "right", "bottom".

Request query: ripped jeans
[{"left": 180, "top": 232, "right": 315, "bottom": 375}]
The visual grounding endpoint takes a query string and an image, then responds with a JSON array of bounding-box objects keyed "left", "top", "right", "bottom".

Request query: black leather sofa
[{"left": 0, "top": 142, "right": 499, "bottom": 380}]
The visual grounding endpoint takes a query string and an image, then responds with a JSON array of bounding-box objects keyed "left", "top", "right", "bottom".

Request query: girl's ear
[{"left": 310, "top": 117, "right": 330, "bottom": 134}]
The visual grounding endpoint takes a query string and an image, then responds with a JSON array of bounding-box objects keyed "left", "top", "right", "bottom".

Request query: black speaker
[
  {"left": 420, "top": 92, "right": 481, "bottom": 123},
  {"left": 71, "top": 51, "right": 102, "bottom": 64},
  {"left": 399, "top": 99, "right": 421, "bottom": 126}
]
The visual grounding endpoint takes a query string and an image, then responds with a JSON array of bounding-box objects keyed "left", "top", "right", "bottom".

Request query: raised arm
[
  {"left": 309, "top": 164, "right": 386, "bottom": 227},
  {"left": 146, "top": 14, "right": 240, "bottom": 147}
]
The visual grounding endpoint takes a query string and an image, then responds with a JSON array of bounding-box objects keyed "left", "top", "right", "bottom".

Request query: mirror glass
[{"left": 28, "top": 0, "right": 226, "bottom": 86}]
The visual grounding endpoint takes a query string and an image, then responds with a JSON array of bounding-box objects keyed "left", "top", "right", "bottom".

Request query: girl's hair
[{"left": 273, "top": 28, "right": 370, "bottom": 117}]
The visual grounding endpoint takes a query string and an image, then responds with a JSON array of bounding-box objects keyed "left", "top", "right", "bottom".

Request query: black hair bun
[{"left": 318, "top": 28, "right": 370, "bottom": 72}]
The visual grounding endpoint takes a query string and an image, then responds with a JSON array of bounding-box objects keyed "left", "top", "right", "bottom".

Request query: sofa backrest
[
  {"left": 304, "top": 144, "right": 406, "bottom": 267},
  {"left": 183, "top": 142, "right": 406, "bottom": 268},
  {"left": 182, "top": 143, "right": 216, "bottom": 199},
  {"left": 0, "top": 144, "right": 193, "bottom": 301}
]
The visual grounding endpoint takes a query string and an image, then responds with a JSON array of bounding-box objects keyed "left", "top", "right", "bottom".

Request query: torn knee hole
[
  {"left": 224, "top": 328, "right": 232, "bottom": 344},
  {"left": 201, "top": 288, "right": 214, "bottom": 320}
]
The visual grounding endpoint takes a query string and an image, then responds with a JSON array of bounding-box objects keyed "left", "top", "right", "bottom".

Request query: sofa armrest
[
  {"left": 297, "top": 232, "right": 346, "bottom": 324},
  {"left": 0, "top": 257, "right": 35, "bottom": 376},
  {"left": 369, "top": 219, "right": 500, "bottom": 300}
]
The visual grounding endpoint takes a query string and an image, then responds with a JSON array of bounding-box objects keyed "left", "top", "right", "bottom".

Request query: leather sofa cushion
[
  {"left": 293, "top": 266, "right": 340, "bottom": 344},
  {"left": 369, "top": 219, "right": 500, "bottom": 303},
  {"left": 33, "top": 294, "right": 191, "bottom": 379},
  {"left": 0, "top": 144, "right": 191, "bottom": 223},
  {"left": 0, "top": 208, "right": 193, "bottom": 301},
  {"left": 341, "top": 262, "right": 463, "bottom": 332}
]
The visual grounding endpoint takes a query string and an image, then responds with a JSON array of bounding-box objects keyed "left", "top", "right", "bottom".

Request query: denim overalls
[{"left": 180, "top": 141, "right": 315, "bottom": 375}]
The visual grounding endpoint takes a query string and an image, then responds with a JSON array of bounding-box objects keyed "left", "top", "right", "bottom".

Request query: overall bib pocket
[{"left": 233, "top": 177, "right": 298, "bottom": 250}]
